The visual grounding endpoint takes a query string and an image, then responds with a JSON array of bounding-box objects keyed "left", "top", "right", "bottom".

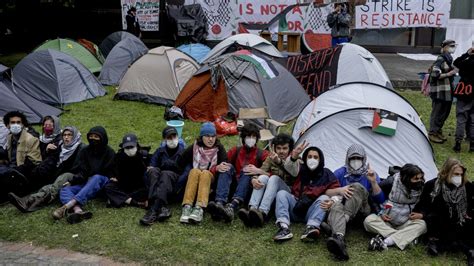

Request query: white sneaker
[
  {"left": 188, "top": 206, "right": 204, "bottom": 223},
  {"left": 180, "top": 205, "right": 192, "bottom": 224}
]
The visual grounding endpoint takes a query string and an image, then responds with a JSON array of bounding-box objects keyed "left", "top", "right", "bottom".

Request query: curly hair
[
  {"left": 3, "top": 111, "right": 28, "bottom": 126},
  {"left": 240, "top": 123, "right": 260, "bottom": 145},
  {"left": 272, "top": 133, "right": 294, "bottom": 151}
]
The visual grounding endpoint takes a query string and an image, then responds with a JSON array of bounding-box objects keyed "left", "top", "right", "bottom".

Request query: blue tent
[{"left": 177, "top": 43, "right": 210, "bottom": 64}]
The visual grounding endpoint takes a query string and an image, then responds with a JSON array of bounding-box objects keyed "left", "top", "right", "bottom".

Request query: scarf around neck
[
  {"left": 58, "top": 126, "right": 82, "bottom": 167},
  {"left": 431, "top": 178, "right": 468, "bottom": 226},
  {"left": 192, "top": 141, "right": 218, "bottom": 170}
]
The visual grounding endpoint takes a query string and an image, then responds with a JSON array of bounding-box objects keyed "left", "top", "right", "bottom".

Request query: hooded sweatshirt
[
  {"left": 70, "top": 126, "right": 115, "bottom": 185},
  {"left": 39, "top": 116, "right": 62, "bottom": 160}
]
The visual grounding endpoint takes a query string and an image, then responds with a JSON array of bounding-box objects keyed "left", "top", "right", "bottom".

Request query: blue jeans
[
  {"left": 332, "top": 37, "right": 349, "bottom": 47},
  {"left": 215, "top": 166, "right": 252, "bottom": 203},
  {"left": 60, "top": 174, "right": 109, "bottom": 205},
  {"left": 275, "top": 190, "right": 330, "bottom": 228},
  {"left": 248, "top": 175, "right": 290, "bottom": 214}
]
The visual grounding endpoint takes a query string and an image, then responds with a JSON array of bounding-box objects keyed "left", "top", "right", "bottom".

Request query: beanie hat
[{"left": 200, "top": 122, "right": 216, "bottom": 137}]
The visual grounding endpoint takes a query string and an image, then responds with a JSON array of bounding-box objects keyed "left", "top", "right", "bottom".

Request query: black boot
[
  {"left": 8, "top": 192, "right": 31, "bottom": 213},
  {"left": 453, "top": 141, "right": 462, "bottom": 153},
  {"left": 327, "top": 233, "right": 349, "bottom": 261}
]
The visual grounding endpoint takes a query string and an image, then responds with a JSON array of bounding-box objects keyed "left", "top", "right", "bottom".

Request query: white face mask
[
  {"left": 448, "top": 47, "right": 456, "bottom": 54},
  {"left": 244, "top": 137, "right": 256, "bottom": 148},
  {"left": 124, "top": 147, "right": 138, "bottom": 157},
  {"left": 350, "top": 159, "right": 363, "bottom": 170},
  {"left": 306, "top": 158, "right": 319, "bottom": 171},
  {"left": 166, "top": 138, "right": 179, "bottom": 149},
  {"left": 451, "top": 175, "right": 462, "bottom": 187},
  {"left": 9, "top": 124, "right": 22, "bottom": 135}
]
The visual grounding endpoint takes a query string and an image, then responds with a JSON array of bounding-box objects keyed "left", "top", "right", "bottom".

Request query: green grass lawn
[{"left": 0, "top": 53, "right": 472, "bottom": 264}]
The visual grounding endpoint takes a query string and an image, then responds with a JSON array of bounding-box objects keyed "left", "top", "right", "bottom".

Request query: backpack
[{"left": 164, "top": 105, "right": 184, "bottom": 121}]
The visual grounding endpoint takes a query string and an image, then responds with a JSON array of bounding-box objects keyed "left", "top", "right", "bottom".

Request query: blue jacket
[
  {"left": 333, "top": 166, "right": 385, "bottom": 204},
  {"left": 150, "top": 141, "right": 185, "bottom": 173}
]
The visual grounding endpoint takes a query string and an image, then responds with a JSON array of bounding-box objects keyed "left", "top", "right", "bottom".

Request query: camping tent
[
  {"left": 34, "top": 38, "right": 103, "bottom": 73},
  {"left": 0, "top": 65, "right": 61, "bottom": 124},
  {"left": 98, "top": 37, "right": 149, "bottom": 86},
  {"left": 200, "top": 33, "right": 283, "bottom": 63},
  {"left": 12, "top": 49, "right": 106, "bottom": 106},
  {"left": 176, "top": 50, "right": 310, "bottom": 123},
  {"left": 292, "top": 82, "right": 437, "bottom": 180},
  {"left": 77, "top": 38, "right": 106, "bottom": 63},
  {"left": 100, "top": 31, "right": 142, "bottom": 59},
  {"left": 282, "top": 43, "right": 392, "bottom": 98},
  {"left": 115, "top": 46, "right": 199, "bottom": 106},
  {"left": 177, "top": 43, "right": 211, "bottom": 63}
]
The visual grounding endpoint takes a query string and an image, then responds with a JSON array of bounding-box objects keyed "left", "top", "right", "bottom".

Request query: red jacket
[{"left": 227, "top": 146, "right": 269, "bottom": 180}]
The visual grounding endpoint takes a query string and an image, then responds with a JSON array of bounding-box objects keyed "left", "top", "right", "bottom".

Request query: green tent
[{"left": 34, "top": 38, "right": 102, "bottom": 73}]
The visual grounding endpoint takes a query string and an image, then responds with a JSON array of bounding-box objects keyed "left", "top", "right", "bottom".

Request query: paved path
[{"left": 0, "top": 241, "right": 135, "bottom": 265}]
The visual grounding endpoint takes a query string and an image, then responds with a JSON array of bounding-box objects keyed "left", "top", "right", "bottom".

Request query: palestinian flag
[
  {"left": 234, "top": 50, "right": 278, "bottom": 79},
  {"left": 372, "top": 109, "right": 398, "bottom": 136}
]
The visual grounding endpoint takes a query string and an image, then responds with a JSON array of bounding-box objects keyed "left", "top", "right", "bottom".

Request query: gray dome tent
[
  {"left": 98, "top": 37, "right": 149, "bottom": 86},
  {"left": 0, "top": 65, "right": 61, "bottom": 124},
  {"left": 293, "top": 82, "right": 437, "bottom": 180},
  {"left": 100, "top": 31, "right": 142, "bottom": 59},
  {"left": 12, "top": 49, "right": 106, "bottom": 106}
]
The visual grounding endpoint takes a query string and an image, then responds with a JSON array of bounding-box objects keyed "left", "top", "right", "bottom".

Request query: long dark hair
[
  {"left": 400, "top": 163, "right": 424, "bottom": 188},
  {"left": 301, "top": 146, "right": 325, "bottom": 181}
]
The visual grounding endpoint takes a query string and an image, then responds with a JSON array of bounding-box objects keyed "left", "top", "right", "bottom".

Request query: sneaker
[
  {"left": 453, "top": 141, "right": 461, "bottom": 153},
  {"left": 320, "top": 221, "right": 332, "bottom": 236},
  {"left": 157, "top": 206, "right": 172, "bottom": 222},
  {"left": 428, "top": 133, "right": 443, "bottom": 144},
  {"left": 237, "top": 208, "right": 251, "bottom": 227},
  {"left": 140, "top": 209, "right": 158, "bottom": 226},
  {"left": 219, "top": 203, "right": 234, "bottom": 223},
  {"left": 207, "top": 201, "right": 223, "bottom": 221},
  {"left": 427, "top": 239, "right": 439, "bottom": 256},
  {"left": 300, "top": 226, "right": 320, "bottom": 242},
  {"left": 437, "top": 131, "right": 447, "bottom": 141},
  {"left": 180, "top": 205, "right": 192, "bottom": 224},
  {"left": 188, "top": 206, "right": 204, "bottom": 223},
  {"left": 249, "top": 208, "right": 265, "bottom": 227},
  {"left": 52, "top": 205, "right": 68, "bottom": 220},
  {"left": 273, "top": 227, "right": 293, "bottom": 242},
  {"left": 368, "top": 235, "right": 387, "bottom": 251},
  {"left": 327, "top": 234, "right": 349, "bottom": 261}
]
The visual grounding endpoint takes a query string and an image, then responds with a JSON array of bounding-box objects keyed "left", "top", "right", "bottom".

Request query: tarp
[
  {"left": 12, "top": 49, "right": 106, "bottom": 106},
  {"left": 100, "top": 31, "right": 143, "bottom": 59},
  {"left": 200, "top": 33, "right": 283, "bottom": 63},
  {"left": 167, "top": 4, "right": 208, "bottom": 43},
  {"left": 176, "top": 51, "right": 310, "bottom": 123},
  {"left": 282, "top": 43, "right": 392, "bottom": 98},
  {"left": 293, "top": 82, "right": 437, "bottom": 180},
  {"left": 177, "top": 43, "right": 211, "bottom": 63},
  {"left": 115, "top": 46, "right": 199, "bottom": 106},
  {"left": 98, "top": 37, "right": 149, "bottom": 86},
  {"left": 34, "top": 38, "right": 103, "bottom": 73}
]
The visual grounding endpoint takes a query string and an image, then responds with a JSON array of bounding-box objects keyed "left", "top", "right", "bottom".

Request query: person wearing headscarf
[
  {"left": 414, "top": 158, "right": 473, "bottom": 264},
  {"left": 272, "top": 147, "right": 340, "bottom": 243},
  {"left": 38, "top": 116, "right": 61, "bottom": 160},
  {"left": 8, "top": 126, "right": 84, "bottom": 212},
  {"left": 364, "top": 164, "right": 427, "bottom": 251},
  {"left": 325, "top": 143, "right": 384, "bottom": 261}
]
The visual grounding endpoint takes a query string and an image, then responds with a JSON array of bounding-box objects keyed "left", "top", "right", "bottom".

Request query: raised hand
[
  {"left": 291, "top": 140, "right": 309, "bottom": 159},
  {"left": 367, "top": 163, "right": 377, "bottom": 183}
]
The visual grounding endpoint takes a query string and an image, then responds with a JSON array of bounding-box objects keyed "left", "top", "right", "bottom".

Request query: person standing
[
  {"left": 126, "top": 7, "right": 141, "bottom": 38},
  {"left": 326, "top": 3, "right": 351, "bottom": 47}
]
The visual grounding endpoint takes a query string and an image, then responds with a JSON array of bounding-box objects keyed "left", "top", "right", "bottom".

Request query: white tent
[
  {"left": 293, "top": 82, "right": 437, "bottom": 180},
  {"left": 201, "top": 33, "right": 283, "bottom": 63}
]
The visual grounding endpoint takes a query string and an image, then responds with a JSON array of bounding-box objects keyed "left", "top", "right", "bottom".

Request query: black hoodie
[{"left": 70, "top": 126, "right": 115, "bottom": 185}]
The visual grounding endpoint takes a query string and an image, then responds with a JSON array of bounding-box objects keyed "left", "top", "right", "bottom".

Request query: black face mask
[
  {"left": 88, "top": 139, "right": 101, "bottom": 147},
  {"left": 410, "top": 181, "right": 424, "bottom": 191}
]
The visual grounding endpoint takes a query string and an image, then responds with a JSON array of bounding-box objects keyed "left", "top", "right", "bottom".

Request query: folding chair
[{"left": 237, "top": 107, "right": 286, "bottom": 148}]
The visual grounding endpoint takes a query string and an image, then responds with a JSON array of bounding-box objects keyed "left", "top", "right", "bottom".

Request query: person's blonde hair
[{"left": 438, "top": 158, "right": 468, "bottom": 185}]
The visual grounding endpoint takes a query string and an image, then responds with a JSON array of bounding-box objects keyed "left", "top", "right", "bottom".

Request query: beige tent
[{"left": 115, "top": 46, "right": 199, "bottom": 105}]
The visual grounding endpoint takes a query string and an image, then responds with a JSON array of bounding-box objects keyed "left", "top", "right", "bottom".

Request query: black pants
[
  {"left": 145, "top": 168, "right": 178, "bottom": 206},
  {"left": 426, "top": 213, "right": 474, "bottom": 253},
  {"left": 104, "top": 181, "right": 147, "bottom": 208}
]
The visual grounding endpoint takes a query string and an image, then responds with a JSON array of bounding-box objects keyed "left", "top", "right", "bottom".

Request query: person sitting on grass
[
  {"left": 8, "top": 126, "right": 84, "bottom": 212},
  {"left": 139, "top": 126, "right": 186, "bottom": 226},
  {"left": 363, "top": 164, "right": 426, "bottom": 251},
  {"left": 273, "top": 146, "right": 340, "bottom": 243},
  {"left": 104, "top": 133, "right": 148, "bottom": 209},
  {"left": 178, "top": 122, "right": 228, "bottom": 224},
  {"left": 415, "top": 158, "right": 474, "bottom": 265},
  {"left": 38, "top": 115, "right": 61, "bottom": 161},
  {"left": 52, "top": 126, "right": 115, "bottom": 224},
  {"left": 325, "top": 143, "right": 385, "bottom": 261},
  {"left": 207, "top": 123, "right": 269, "bottom": 223},
  {"left": 238, "top": 134, "right": 307, "bottom": 227}
]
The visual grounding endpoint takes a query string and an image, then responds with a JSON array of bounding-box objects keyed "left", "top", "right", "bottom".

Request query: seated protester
[
  {"left": 207, "top": 123, "right": 269, "bottom": 222},
  {"left": 0, "top": 118, "right": 8, "bottom": 148},
  {"left": 140, "top": 126, "right": 186, "bottom": 226},
  {"left": 363, "top": 164, "right": 427, "bottom": 251},
  {"left": 0, "top": 111, "right": 41, "bottom": 201},
  {"left": 325, "top": 143, "right": 385, "bottom": 261},
  {"left": 273, "top": 147, "right": 340, "bottom": 242},
  {"left": 8, "top": 126, "right": 84, "bottom": 212},
  {"left": 53, "top": 126, "right": 115, "bottom": 224},
  {"left": 238, "top": 134, "right": 307, "bottom": 227},
  {"left": 38, "top": 116, "right": 62, "bottom": 160},
  {"left": 178, "top": 122, "right": 228, "bottom": 224},
  {"left": 415, "top": 158, "right": 474, "bottom": 264},
  {"left": 104, "top": 133, "right": 148, "bottom": 209}
]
